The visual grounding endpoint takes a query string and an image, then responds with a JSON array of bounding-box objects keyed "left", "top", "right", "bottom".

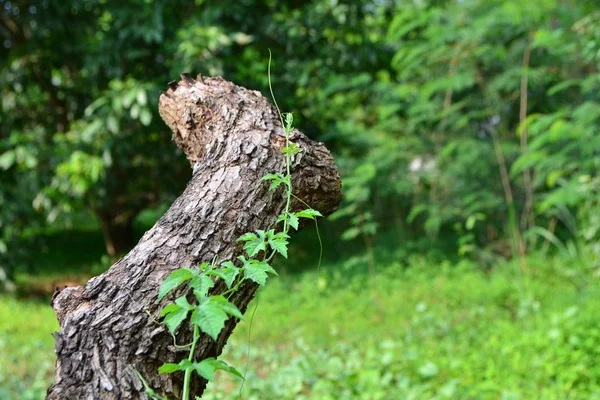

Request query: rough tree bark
[{"left": 46, "top": 74, "right": 342, "bottom": 400}]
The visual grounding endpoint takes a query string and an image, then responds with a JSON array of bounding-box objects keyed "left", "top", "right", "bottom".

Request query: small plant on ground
[{"left": 148, "top": 52, "right": 322, "bottom": 400}]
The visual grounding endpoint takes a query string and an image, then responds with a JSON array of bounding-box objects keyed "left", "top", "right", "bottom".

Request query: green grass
[
  {"left": 1, "top": 251, "right": 599, "bottom": 399},
  {"left": 0, "top": 296, "right": 58, "bottom": 399},
  {"left": 206, "top": 253, "right": 600, "bottom": 399}
]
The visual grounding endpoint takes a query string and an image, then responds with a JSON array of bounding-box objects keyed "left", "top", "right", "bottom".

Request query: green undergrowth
[
  {"left": 1, "top": 251, "right": 599, "bottom": 399},
  {"left": 0, "top": 296, "right": 58, "bottom": 400},
  {"left": 206, "top": 252, "right": 600, "bottom": 399}
]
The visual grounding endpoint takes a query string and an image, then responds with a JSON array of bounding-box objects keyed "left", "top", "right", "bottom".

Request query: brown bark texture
[{"left": 47, "top": 74, "right": 342, "bottom": 399}]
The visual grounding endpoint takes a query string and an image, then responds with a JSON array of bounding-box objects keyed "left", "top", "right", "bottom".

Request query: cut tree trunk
[{"left": 47, "top": 74, "right": 342, "bottom": 400}]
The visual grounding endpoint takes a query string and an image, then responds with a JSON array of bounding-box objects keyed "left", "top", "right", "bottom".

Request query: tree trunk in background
[
  {"left": 97, "top": 212, "right": 135, "bottom": 258},
  {"left": 46, "top": 75, "right": 342, "bottom": 400}
]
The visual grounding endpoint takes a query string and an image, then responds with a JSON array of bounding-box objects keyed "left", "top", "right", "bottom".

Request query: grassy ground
[
  {"left": 1, "top": 249, "right": 598, "bottom": 399},
  {"left": 0, "top": 296, "right": 58, "bottom": 400}
]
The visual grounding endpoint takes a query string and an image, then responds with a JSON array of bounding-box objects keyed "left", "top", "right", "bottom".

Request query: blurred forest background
[{"left": 1, "top": 0, "right": 600, "bottom": 398}]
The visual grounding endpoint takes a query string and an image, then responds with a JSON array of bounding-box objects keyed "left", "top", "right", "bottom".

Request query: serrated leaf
[
  {"left": 237, "top": 232, "right": 258, "bottom": 242},
  {"left": 242, "top": 265, "right": 268, "bottom": 286},
  {"left": 214, "top": 360, "right": 244, "bottom": 379},
  {"left": 163, "top": 306, "right": 189, "bottom": 334},
  {"left": 281, "top": 143, "right": 302, "bottom": 155},
  {"left": 260, "top": 173, "right": 281, "bottom": 182},
  {"left": 197, "top": 262, "right": 211, "bottom": 271},
  {"left": 207, "top": 262, "right": 239, "bottom": 288},
  {"left": 193, "top": 358, "right": 218, "bottom": 381},
  {"left": 193, "top": 358, "right": 244, "bottom": 381},
  {"left": 189, "top": 275, "right": 214, "bottom": 299},
  {"left": 260, "top": 172, "right": 288, "bottom": 191},
  {"left": 269, "top": 240, "right": 288, "bottom": 258},
  {"left": 239, "top": 230, "right": 266, "bottom": 257},
  {"left": 242, "top": 260, "right": 277, "bottom": 286},
  {"left": 191, "top": 300, "right": 228, "bottom": 340},
  {"left": 267, "top": 230, "right": 289, "bottom": 258},
  {"left": 210, "top": 295, "right": 245, "bottom": 320},
  {"left": 158, "top": 363, "right": 182, "bottom": 374},
  {"left": 273, "top": 231, "right": 289, "bottom": 240},
  {"left": 269, "top": 180, "right": 282, "bottom": 191},
  {"left": 159, "top": 303, "right": 180, "bottom": 317},
  {"left": 295, "top": 209, "right": 323, "bottom": 220},
  {"left": 287, "top": 213, "right": 299, "bottom": 230},
  {"left": 158, "top": 269, "right": 194, "bottom": 301},
  {"left": 174, "top": 296, "right": 193, "bottom": 309}
]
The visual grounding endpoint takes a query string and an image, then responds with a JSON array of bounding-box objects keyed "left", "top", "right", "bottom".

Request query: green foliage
[
  {"left": 4, "top": 0, "right": 599, "bottom": 285},
  {"left": 0, "top": 296, "right": 58, "bottom": 400},
  {"left": 3, "top": 0, "right": 600, "bottom": 396},
  {"left": 198, "top": 252, "right": 600, "bottom": 399},
  {"left": 2, "top": 248, "right": 600, "bottom": 399}
]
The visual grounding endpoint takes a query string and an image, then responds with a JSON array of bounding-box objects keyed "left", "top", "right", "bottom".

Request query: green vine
[{"left": 151, "top": 52, "right": 322, "bottom": 400}]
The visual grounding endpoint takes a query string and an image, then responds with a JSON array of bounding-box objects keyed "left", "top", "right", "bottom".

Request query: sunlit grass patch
[{"left": 0, "top": 296, "right": 58, "bottom": 399}]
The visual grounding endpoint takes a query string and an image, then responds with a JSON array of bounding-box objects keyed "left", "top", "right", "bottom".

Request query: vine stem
[
  {"left": 182, "top": 325, "right": 200, "bottom": 400},
  {"left": 267, "top": 49, "right": 292, "bottom": 236}
]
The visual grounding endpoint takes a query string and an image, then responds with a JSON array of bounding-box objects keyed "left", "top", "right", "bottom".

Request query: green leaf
[
  {"left": 260, "top": 173, "right": 289, "bottom": 191},
  {"left": 210, "top": 295, "right": 245, "bottom": 320},
  {"left": 159, "top": 303, "right": 180, "bottom": 317},
  {"left": 189, "top": 275, "right": 215, "bottom": 299},
  {"left": 237, "top": 230, "right": 266, "bottom": 257},
  {"left": 158, "top": 363, "right": 182, "bottom": 374},
  {"left": 260, "top": 173, "right": 281, "bottom": 182},
  {"left": 107, "top": 115, "right": 119, "bottom": 134},
  {"left": 341, "top": 226, "right": 361, "bottom": 240},
  {"left": 163, "top": 306, "right": 189, "bottom": 334},
  {"left": 193, "top": 358, "right": 244, "bottom": 381},
  {"left": 237, "top": 232, "right": 258, "bottom": 242},
  {"left": 84, "top": 97, "right": 108, "bottom": 116},
  {"left": 178, "top": 359, "right": 194, "bottom": 372},
  {"left": 140, "top": 109, "right": 152, "bottom": 126},
  {"left": 284, "top": 112, "right": 293, "bottom": 131},
  {"left": 281, "top": 142, "right": 302, "bottom": 155},
  {"left": 207, "top": 261, "right": 239, "bottom": 288},
  {"left": 137, "top": 89, "right": 148, "bottom": 106},
  {"left": 193, "top": 358, "right": 218, "bottom": 381},
  {"left": 214, "top": 360, "right": 244, "bottom": 380},
  {"left": 287, "top": 213, "right": 299, "bottom": 230},
  {"left": 242, "top": 260, "right": 277, "bottom": 286},
  {"left": 295, "top": 209, "right": 323, "bottom": 220},
  {"left": 130, "top": 103, "right": 140, "bottom": 119},
  {"left": 174, "top": 296, "right": 193, "bottom": 309},
  {"left": 0, "top": 151, "right": 16, "bottom": 170},
  {"left": 547, "top": 79, "right": 580, "bottom": 96},
  {"left": 197, "top": 262, "right": 211, "bottom": 271},
  {"left": 191, "top": 299, "right": 228, "bottom": 340},
  {"left": 267, "top": 230, "right": 289, "bottom": 258},
  {"left": 158, "top": 269, "right": 194, "bottom": 301}
]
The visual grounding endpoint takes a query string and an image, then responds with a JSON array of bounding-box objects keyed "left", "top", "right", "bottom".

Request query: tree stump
[{"left": 46, "top": 75, "right": 342, "bottom": 399}]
